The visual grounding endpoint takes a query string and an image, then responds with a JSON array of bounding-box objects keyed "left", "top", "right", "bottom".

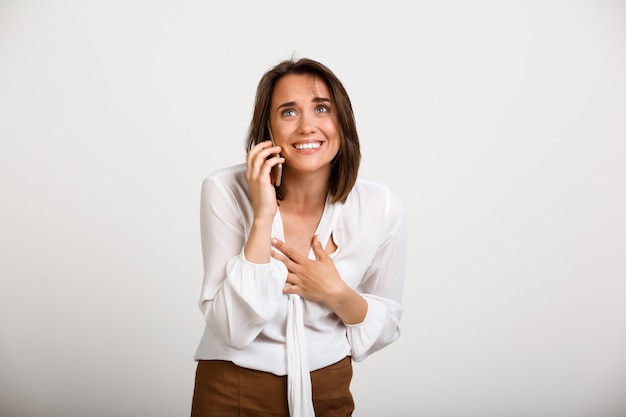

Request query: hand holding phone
[{"left": 268, "top": 126, "right": 283, "bottom": 187}]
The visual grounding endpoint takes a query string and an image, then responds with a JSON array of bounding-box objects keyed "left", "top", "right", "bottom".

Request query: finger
[
  {"left": 284, "top": 272, "right": 299, "bottom": 285},
  {"left": 247, "top": 142, "right": 275, "bottom": 168},
  {"left": 248, "top": 140, "right": 274, "bottom": 156},
  {"left": 246, "top": 141, "right": 267, "bottom": 167},
  {"left": 271, "top": 249, "right": 291, "bottom": 266},
  {"left": 248, "top": 141, "right": 282, "bottom": 163},
  {"left": 271, "top": 250, "right": 301, "bottom": 275},
  {"left": 310, "top": 234, "right": 328, "bottom": 261},
  {"left": 267, "top": 154, "right": 285, "bottom": 172},
  {"left": 271, "top": 238, "right": 304, "bottom": 263},
  {"left": 283, "top": 283, "right": 302, "bottom": 296}
]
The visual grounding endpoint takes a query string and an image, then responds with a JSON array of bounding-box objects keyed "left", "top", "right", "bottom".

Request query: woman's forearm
[
  {"left": 243, "top": 217, "right": 274, "bottom": 263},
  {"left": 327, "top": 286, "right": 368, "bottom": 325}
]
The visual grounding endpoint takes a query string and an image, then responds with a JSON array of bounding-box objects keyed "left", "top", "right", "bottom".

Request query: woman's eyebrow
[
  {"left": 277, "top": 101, "right": 297, "bottom": 110},
  {"left": 277, "top": 97, "right": 331, "bottom": 110}
]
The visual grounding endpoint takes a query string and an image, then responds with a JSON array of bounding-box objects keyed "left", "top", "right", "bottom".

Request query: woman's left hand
[
  {"left": 272, "top": 235, "right": 368, "bottom": 324},
  {"left": 271, "top": 235, "right": 347, "bottom": 304}
]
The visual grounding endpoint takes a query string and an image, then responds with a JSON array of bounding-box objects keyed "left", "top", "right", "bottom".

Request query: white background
[{"left": 1, "top": 1, "right": 625, "bottom": 416}]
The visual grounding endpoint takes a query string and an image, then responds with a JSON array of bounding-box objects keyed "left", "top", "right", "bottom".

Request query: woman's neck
[{"left": 279, "top": 170, "right": 330, "bottom": 215}]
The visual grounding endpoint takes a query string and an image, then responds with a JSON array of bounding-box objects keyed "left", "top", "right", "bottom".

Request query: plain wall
[{"left": 1, "top": 1, "right": 625, "bottom": 416}]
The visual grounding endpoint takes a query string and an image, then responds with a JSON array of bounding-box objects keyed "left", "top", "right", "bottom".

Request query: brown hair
[{"left": 245, "top": 58, "right": 361, "bottom": 204}]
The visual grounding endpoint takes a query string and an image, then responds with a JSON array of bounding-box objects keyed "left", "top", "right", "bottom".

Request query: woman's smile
[{"left": 293, "top": 141, "right": 322, "bottom": 151}]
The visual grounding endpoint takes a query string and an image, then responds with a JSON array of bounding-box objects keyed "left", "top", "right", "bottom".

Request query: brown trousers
[{"left": 191, "top": 356, "right": 354, "bottom": 417}]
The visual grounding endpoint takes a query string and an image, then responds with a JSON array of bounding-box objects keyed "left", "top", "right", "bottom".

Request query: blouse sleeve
[
  {"left": 345, "top": 188, "right": 407, "bottom": 362},
  {"left": 198, "top": 175, "right": 288, "bottom": 350}
]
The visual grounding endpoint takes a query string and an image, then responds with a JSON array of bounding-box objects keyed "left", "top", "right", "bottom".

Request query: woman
[{"left": 191, "top": 57, "right": 407, "bottom": 417}]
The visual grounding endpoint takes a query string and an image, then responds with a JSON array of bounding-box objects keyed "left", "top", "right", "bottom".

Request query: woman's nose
[{"left": 297, "top": 112, "right": 316, "bottom": 134}]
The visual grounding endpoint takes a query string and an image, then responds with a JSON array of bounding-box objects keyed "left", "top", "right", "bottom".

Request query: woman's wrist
[
  {"left": 327, "top": 286, "right": 368, "bottom": 325},
  {"left": 244, "top": 219, "right": 274, "bottom": 263}
]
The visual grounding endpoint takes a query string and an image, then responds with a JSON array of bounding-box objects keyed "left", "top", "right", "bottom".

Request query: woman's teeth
[{"left": 294, "top": 142, "right": 321, "bottom": 150}]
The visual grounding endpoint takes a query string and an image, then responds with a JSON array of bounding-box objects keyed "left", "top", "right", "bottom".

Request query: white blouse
[{"left": 194, "top": 163, "right": 407, "bottom": 416}]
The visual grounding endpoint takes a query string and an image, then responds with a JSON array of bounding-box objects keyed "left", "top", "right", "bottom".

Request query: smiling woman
[{"left": 190, "top": 58, "right": 408, "bottom": 417}]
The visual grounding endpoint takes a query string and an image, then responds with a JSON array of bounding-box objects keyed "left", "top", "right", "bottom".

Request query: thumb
[{"left": 311, "top": 234, "right": 327, "bottom": 261}]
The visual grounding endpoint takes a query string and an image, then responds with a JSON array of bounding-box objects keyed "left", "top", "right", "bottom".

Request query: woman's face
[{"left": 269, "top": 74, "right": 340, "bottom": 177}]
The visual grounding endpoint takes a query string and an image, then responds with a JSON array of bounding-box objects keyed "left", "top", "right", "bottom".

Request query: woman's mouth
[{"left": 293, "top": 142, "right": 322, "bottom": 150}]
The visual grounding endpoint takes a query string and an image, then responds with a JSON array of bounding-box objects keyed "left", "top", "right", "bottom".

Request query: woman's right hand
[{"left": 245, "top": 140, "right": 284, "bottom": 221}]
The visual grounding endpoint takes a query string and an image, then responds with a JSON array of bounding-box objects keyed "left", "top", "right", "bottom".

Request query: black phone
[{"left": 268, "top": 126, "right": 283, "bottom": 187}]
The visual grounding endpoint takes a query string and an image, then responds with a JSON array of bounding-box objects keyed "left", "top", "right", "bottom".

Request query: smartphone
[{"left": 267, "top": 126, "right": 283, "bottom": 187}]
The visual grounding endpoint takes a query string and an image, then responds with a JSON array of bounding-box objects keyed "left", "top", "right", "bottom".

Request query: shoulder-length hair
[{"left": 245, "top": 58, "right": 361, "bottom": 204}]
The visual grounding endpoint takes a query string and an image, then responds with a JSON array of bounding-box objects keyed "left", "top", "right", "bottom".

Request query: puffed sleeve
[
  {"left": 345, "top": 187, "right": 407, "bottom": 361},
  {"left": 198, "top": 174, "right": 288, "bottom": 350}
]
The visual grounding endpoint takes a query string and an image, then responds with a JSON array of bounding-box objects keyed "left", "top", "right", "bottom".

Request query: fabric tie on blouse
[
  {"left": 275, "top": 197, "right": 340, "bottom": 417},
  {"left": 286, "top": 293, "right": 315, "bottom": 417}
]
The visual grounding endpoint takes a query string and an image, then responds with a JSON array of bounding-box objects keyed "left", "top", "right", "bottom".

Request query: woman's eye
[
  {"left": 315, "top": 105, "right": 329, "bottom": 114},
  {"left": 282, "top": 109, "right": 296, "bottom": 117}
]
